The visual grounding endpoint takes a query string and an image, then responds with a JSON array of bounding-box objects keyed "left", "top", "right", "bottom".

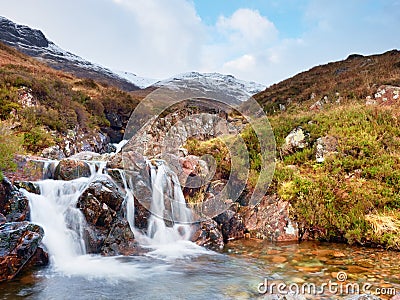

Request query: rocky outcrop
[
  {"left": 3, "top": 155, "right": 45, "bottom": 183},
  {"left": 191, "top": 219, "right": 224, "bottom": 251},
  {"left": 315, "top": 135, "right": 338, "bottom": 163},
  {"left": 101, "top": 219, "right": 138, "bottom": 256},
  {"left": 373, "top": 85, "right": 400, "bottom": 105},
  {"left": 213, "top": 206, "right": 245, "bottom": 242},
  {"left": 0, "top": 177, "right": 49, "bottom": 282},
  {"left": 241, "top": 195, "right": 298, "bottom": 242},
  {"left": 0, "top": 178, "right": 30, "bottom": 222},
  {"left": 281, "top": 127, "right": 309, "bottom": 156},
  {"left": 77, "top": 176, "right": 140, "bottom": 256},
  {"left": 0, "top": 222, "right": 45, "bottom": 282},
  {"left": 41, "top": 131, "right": 110, "bottom": 159},
  {"left": 123, "top": 104, "right": 246, "bottom": 158},
  {"left": 54, "top": 159, "right": 91, "bottom": 181}
]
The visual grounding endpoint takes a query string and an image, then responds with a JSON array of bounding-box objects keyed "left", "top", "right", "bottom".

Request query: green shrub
[
  {"left": 0, "top": 121, "right": 22, "bottom": 180},
  {"left": 23, "top": 126, "right": 55, "bottom": 153}
]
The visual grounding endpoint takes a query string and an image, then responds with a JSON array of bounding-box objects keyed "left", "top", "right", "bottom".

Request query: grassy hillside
[
  {"left": 255, "top": 50, "right": 400, "bottom": 113},
  {"left": 0, "top": 42, "right": 140, "bottom": 177}
]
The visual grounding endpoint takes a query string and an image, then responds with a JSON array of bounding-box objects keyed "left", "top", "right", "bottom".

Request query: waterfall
[
  {"left": 22, "top": 161, "right": 170, "bottom": 279},
  {"left": 26, "top": 178, "right": 90, "bottom": 265},
  {"left": 145, "top": 162, "right": 192, "bottom": 244},
  {"left": 21, "top": 154, "right": 205, "bottom": 277}
]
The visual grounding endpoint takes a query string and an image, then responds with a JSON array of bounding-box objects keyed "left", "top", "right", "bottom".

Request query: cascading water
[
  {"left": 26, "top": 178, "right": 89, "bottom": 265},
  {"left": 22, "top": 154, "right": 208, "bottom": 278},
  {"left": 146, "top": 162, "right": 192, "bottom": 244}
]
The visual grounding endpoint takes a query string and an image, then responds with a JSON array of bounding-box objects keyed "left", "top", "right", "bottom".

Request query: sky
[{"left": 0, "top": 0, "right": 399, "bottom": 86}]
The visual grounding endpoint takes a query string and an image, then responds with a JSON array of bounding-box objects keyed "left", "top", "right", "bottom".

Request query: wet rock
[
  {"left": 281, "top": 127, "right": 309, "bottom": 155},
  {"left": 214, "top": 207, "right": 245, "bottom": 242},
  {"left": 77, "top": 193, "right": 115, "bottom": 227},
  {"left": 79, "top": 176, "right": 125, "bottom": 213},
  {"left": 83, "top": 226, "right": 108, "bottom": 254},
  {"left": 102, "top": 143, "right": 117, "bottom": 154},
  {"left": 241, "top": 195, "right": 298, "bottom": 242},
  {"left": 132, "top": 198, "right": 150, "bottom": 230},
  {"left": 3, "top": 155, "right": 45, "bottom": 182},
  {"left": 54, "top": 159, "right": 91, "bottom": 181},
  {"left": 101, "top": 219, "right": 139, "bottom": 256},
  {"left": 26, "top": 246, "right": 49, "bottom": 267},
  {"left": 69, "top": 151, "right": 101, "bottom": 161},
  {"left": 14, "top": 181, "right": 40, "bottom": 195},
  {"left": 107, "top": 152, "right": 123, "bottom": 169},
  {"left": 0, "top": 177, "right": 30, "bottom": 222},
  {"left": 315, "top": 135, "right": 338, "bottom": 163},
  {"left": 77, "top": 175, "right": 139, "bottom": 255},
  {"left": 41, "top": 145, "right": 66, "bottom": 160},
  {"left": 191, "top": 219, "right": 224, "bottom": 251},
  {"left": 0, "top": 222, "right": 44, "bottom": 282}
]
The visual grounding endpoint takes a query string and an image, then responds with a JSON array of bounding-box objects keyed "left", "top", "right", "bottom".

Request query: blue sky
[{"left": 1, "top": 0, "right": 399, "bottom": 86}]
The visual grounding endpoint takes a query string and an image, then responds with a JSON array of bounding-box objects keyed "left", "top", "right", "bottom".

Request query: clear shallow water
[{"left": 1, "top": 240, "right": 399, "bottom": 300}]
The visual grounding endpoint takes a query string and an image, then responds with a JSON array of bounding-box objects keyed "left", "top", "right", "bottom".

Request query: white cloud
[
  {"left": 110, "top": 0, "right": 206, "bottom": 78},
  {"left": 216, "top": 9, "right": 278, "bottom": 46},
  {"left": 223, "top": 54, "right": 256, "bottom": 72}
]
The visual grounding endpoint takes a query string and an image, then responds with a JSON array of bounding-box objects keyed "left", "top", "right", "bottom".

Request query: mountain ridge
[
  {"left": 0, "top": 16, "right": 141, "bottom": 91},
  {"left": 254, "top": 49, "right": 400, "bottom": 113},
  {"left": 0, "top": 16, "right": 265, "bottom": 95}
]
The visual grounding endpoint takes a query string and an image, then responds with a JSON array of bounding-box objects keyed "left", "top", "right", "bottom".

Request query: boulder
[
  {"left": 79, "top": 176, "right": 125, "bottom": 213},
  {"left": 54, "top": 159, "right": 91, "bottom": 181},
  {"left": 14, "top": 181, "right": 40, "bottom": 195},
  {"left": 241, "top": 195, "right": 298, "bottom": 242},
  {"left": 132, "top": 198, "right": 150, "bottom": 230},
  {"left": 101, "top": 219, "right": 139, "bottom": 256},
  {"left": 0, "top": 222, "right": 45, "bottom": 282},
  {"left": 315, "top": 136, "right": 338, "bottom": 163},
  {"left": 0, "top": 177, "right": 30, "bottom": 222},
  {"left": 102, "top": 143, "right": 117, "bottom": 154},
  {"left": 214, "top": 207, "right": 245, "bottom": 242},
  {"left": 281, "top": 127, "right": 309, "bottom": 155},
  {"left": 77, "top": 175, "right": 139, "bottom": 255},
  {"left": 41, "top": 145, "right": 66, "bottom": 160},
  {"left": 191, "top": 219, "right": 224, "bottom": 251}
]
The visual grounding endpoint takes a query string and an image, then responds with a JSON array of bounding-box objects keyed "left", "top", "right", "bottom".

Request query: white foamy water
[{"left": 22, "top": 158, "right": 211, "bottom": 279}]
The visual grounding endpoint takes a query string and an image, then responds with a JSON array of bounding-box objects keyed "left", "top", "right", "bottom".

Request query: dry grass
[{"left": 365, "top": 212, "right": 400, "bottom": 235}]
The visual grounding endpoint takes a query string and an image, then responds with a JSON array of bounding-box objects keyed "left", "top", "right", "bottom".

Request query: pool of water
[{"left": 1, "top": 240, "right": 399, "bottom": 299}]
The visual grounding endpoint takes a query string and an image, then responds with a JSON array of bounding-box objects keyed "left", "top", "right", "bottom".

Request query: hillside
[
  {"left": 0, "top": 16, "right": 140, "bottom": 91},
  {"left": 255, "top": 50, "right": 400, "bottom": 113},
  {"left": 0, "top": 41, "right": 140, "bottom": 173}
]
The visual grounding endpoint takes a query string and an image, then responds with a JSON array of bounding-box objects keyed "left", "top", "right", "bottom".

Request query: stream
[{"left": 0, "top": 240, "right": 399, "bottom": 299}]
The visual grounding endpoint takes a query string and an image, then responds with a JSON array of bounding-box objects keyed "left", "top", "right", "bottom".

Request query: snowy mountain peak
[
  {"left": 113, "top": 70, "right": 159, "bottom": 89},
  {"left": 0, "top": 16, "right": 265, "bottom": 96},
  {"left": 0, "top": 16, "right": 140, "bottom": 91},
  {"left": 154, "top": 72, "right": 266, "bottom": 96}
]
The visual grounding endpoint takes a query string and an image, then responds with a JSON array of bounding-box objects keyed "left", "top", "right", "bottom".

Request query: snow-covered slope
[
  {"left": 0, "top": 16, "right": 140, "bottom": 91},
  {"left": 113, "top": 70, "right": 159, "bottom": 89},
  {"left": 153, "top": 72, "right": 266, "bottom": 100}
]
